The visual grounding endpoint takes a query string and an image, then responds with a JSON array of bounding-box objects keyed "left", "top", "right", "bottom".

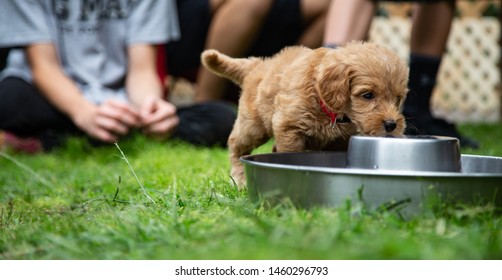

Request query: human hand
[
  {"left": 73, "top": 99, "right": 141, "bottom": 143},
  {"left": 139, "top": 96, "right": 179, "bottom": 139}
]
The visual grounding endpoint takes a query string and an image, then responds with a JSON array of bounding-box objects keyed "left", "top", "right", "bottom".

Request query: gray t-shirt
[{"left": 0, "top": 0, "right": 179, "bottom": 104}]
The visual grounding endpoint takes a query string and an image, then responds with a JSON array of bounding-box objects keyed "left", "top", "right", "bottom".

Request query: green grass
[{"left": 1, "top": 123, "right": 501, "bottom": 260}]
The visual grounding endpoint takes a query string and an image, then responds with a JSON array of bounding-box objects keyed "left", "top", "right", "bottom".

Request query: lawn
[{"left": 1, "top": 123, "right": 501, "bottom": 260}]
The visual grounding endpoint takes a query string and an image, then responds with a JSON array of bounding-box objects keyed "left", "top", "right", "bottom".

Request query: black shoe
[{"left": 405, "top": 114, "right": 480, "bottom": 149}]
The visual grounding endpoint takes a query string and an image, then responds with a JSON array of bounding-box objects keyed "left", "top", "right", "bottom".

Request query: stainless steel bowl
[
  {"left": 346, "top": 135, "right": 461, "bottom": 172},
  {"left": 241, "top": 151, "right": 502, "bottom": 217}
]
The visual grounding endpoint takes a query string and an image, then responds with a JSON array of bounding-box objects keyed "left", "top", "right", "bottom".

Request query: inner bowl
[{"left": 346, "top": 135, "right": 461, "bottom": 172}]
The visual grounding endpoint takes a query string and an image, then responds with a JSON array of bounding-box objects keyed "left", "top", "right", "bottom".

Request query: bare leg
[
  {"left": 195, "top": 0, "right": 273, "bottom": 102},
  {"left": 410, "top": 1, "right": 455, "bottom": 56},
  {"left": 323, "top": 0, "right": 377, "bottom": 46},
  {"left": 297, "top": 0, "right": 331, "bottom": 48}
]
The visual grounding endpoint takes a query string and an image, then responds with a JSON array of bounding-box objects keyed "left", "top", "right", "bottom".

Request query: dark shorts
[
  {"left": 166, "top": 0, "right": 302, "bottom": 80},
  {"left": 0, "top": 48, "right": 9, "bottom": 71}
]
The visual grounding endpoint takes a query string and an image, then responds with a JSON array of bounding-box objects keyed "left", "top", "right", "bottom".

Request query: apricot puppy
[{"left": 201, "top": 42, "right": 409, "bottom": 188}]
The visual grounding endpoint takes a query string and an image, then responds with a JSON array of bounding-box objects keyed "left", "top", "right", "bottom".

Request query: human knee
[
  {"left": 209, "top": 0, "right": 227, "bottom": 12},
  {"left": 300, "top": 0, "right": 331, "bottom": 21}
]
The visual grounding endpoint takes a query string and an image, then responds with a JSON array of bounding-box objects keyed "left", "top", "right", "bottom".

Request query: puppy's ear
[{"left": 316, "top": 62, "right": 352, "bottom": 113}]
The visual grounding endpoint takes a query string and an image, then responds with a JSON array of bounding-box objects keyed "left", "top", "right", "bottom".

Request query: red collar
[
  {"left": 319, "top": 99, "right": 351, "bottom": 126},
  {"left": 319, "top": 99, "right": 337, "bottom": 125}
]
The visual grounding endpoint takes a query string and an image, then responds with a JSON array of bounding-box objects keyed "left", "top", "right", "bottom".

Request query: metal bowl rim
[
  {"left": 241, "top": 152, "right": 502, "bottom": 178},
  {"left": 350, "top": 135, "right": 460, "bottom": 143}
]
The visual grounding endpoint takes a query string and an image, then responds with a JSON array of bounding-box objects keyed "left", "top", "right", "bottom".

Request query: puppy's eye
[{"left": 362, "top": 92, "right": 375, "bottom": 100}]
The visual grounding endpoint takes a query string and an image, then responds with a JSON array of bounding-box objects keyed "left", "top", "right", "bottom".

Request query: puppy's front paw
[{"left": 230, "top": 166, "right": 246, "bottom": 190}]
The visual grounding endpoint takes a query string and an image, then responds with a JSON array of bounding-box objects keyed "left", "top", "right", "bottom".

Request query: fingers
[
  {"left": 142, "top": 115, "right": 180, "bottom": 138},
  {"left": 82, "top": 98, "right": 179, "bottom": 142},
  {"left": 91, "top": 100, "right": 141, "bottom": 139},
  {"left": 140, "top": 98, "right": 179, "bottom": 138},
  {"left": 139, "top": 97, "right": 157, "bottom": 120},
  {"left": 100, "top": 99, "right": 141, "bottom": 128},
  {"left": 86, "top": 114, "right": 128, "bottom": 143},
  {"left": 72, "top": 103, "right": 120, "bottom": 143},
  {"left": 141, "top": 100, "right": 177, "bottom": 125},
  {"left": 91, "top": 127, "right": 118, "bottom": 143},
  {"left": 95, "top": 115, "right": 129, "bottom": 136}
]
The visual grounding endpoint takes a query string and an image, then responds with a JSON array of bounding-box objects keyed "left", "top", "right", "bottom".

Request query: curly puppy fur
[{"left": 201, "top": 42, "right": 409, "bottom": 188}]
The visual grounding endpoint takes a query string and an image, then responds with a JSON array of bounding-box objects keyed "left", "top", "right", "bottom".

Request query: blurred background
[{"left": 370, "top": 0, "right": 500, "bottom": 123}]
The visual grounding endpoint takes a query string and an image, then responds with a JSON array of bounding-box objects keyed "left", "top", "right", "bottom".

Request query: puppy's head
[{"left": 317, "top": 42, "right": 409, "bottom": 136}]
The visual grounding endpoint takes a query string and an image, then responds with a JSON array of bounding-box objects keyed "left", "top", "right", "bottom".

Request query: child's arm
[
  {"left": 126, "top": 44, "right": 179, "bottom": 139},
  {"left": 27, "top": 43, "right": 140, "bottom": 142}
]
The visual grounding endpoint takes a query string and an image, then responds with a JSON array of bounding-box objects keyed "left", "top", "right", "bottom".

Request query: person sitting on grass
[{"left": 0, "top": 0, "right": 236, "bottom": 154}]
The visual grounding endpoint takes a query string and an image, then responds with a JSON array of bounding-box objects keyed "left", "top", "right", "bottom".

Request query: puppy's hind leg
[{"left": 227, "top": 117, "right": 269, "bottom": 189}]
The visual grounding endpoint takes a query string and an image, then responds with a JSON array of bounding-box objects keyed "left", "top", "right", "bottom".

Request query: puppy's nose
[{"left": 383, "top": 120, "right": 397, "bottom": 132}]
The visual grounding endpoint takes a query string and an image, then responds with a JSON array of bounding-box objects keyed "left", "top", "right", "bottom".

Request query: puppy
[{"left": 201, "top": 42, "right": 409, "bottom": 188}]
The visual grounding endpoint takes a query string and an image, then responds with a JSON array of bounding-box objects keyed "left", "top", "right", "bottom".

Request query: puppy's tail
[{"left": 201, "top": 49, "right": 259, "bottom": 86}]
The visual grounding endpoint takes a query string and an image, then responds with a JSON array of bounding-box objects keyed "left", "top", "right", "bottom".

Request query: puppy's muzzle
[{"left": 383, "top": 120, "right": 397, "bottom": 132}]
